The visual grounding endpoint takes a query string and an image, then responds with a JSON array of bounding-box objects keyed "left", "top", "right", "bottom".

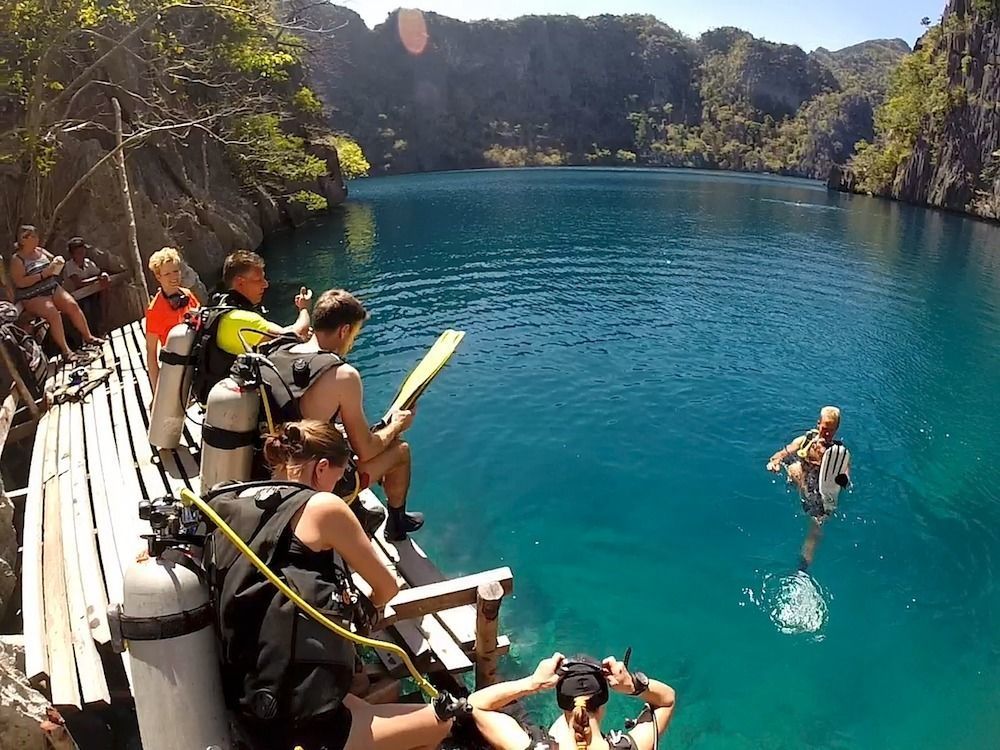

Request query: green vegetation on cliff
[
  {"left": 0, "top": 0, "right": 368, "bottom": 238},
  {"left": 849, "top": 23, "right": 963, "bottom": 192},
  {"left": 299, "top": 6, "right": 909, "bottom": 180}
]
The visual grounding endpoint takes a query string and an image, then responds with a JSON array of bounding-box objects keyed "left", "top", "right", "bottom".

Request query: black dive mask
[
  {"left": 164, "top": 290, "right": 190, "bottom": 310},
  {"left": 555, "top": 656, "right": 609, "bottom": 711}
]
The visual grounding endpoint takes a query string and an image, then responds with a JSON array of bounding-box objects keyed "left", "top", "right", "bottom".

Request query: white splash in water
[{"left": 756, "top": 571, "right": 830, "bottom": 637}]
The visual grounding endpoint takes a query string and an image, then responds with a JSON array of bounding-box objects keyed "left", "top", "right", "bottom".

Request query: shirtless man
[
  {"left": 767, "top": 406, "right": 849, "bottom": 569},
  {"left": 260, "top": 289, "right": 424, "bottom": 542}
]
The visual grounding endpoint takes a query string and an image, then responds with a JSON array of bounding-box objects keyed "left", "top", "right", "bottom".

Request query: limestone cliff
[
  {"left": 299, "top": 5, "right": 906, "bottom": 178},
  {"left": 830, "top": 0, "right": 1000, "bottom": 219}
]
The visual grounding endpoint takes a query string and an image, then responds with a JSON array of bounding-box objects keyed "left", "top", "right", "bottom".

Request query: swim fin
[{"left": 383, "top": 329, "right": 465, "bottom": 418}]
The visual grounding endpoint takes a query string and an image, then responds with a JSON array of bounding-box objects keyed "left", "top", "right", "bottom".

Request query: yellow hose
[{"left": 179, "top": 488, "right": 439, "bottom": 699}]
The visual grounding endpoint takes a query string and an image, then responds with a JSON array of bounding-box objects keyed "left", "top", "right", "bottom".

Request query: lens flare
[{"left": 398, "top": 8, "right": 429, "bottom": 56}]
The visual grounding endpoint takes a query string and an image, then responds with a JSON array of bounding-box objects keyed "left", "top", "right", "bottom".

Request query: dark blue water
[{"left": 263, "top": 169, "right": 1000, "bottom": 749}]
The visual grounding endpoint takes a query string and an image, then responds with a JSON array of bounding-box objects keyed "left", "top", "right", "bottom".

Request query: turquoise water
[{"left": 262, "top": 169, "right": 1000, "bottom": 749}]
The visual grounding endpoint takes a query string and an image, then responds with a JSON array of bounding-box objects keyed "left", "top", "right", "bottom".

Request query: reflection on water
[{"left": 343, "top": 202, "right": 377, "bottom": 261}]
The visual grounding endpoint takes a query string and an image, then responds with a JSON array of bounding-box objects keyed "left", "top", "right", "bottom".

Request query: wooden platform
[{"left": 19, "top": 319, "right": 512, "bottom": 712}]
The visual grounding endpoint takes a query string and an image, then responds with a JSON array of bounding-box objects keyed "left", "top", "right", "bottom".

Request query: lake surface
[{"left": 263, "top": 168, "right": 1000, "bottom": 749}]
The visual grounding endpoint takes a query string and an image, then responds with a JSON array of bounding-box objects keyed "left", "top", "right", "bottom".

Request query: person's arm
[
  {"left": 146, "top": 331, "right": 160, "bottom": 388},
  {"left": 465, "top": 653, "right": 565, "bottom": 750},
  {"left": 767, "top": 435, "right": 806, "bottom": 472},
  {"left": 468, "top": 653, "right": 564, "bottom": 710},
  {"left": 337, "top": 366, "right": 413, "bottom": 463},
  {"left": 602, "top": 657, "right": 675, "bottom": 750},
  {"left": 311, "top": 492, "right": 398, "bottom": 606},
  {"left": 273, "top": 287, "right": 312, "bottom": 340},
  {"left": 9, "top": 255, "right": 56, "bottom": 289}
]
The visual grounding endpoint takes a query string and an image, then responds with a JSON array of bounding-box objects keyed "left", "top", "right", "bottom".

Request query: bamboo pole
[
  {"left": 474, "top": 581, "right": 505, "bottom": 689},
  {"left": 111, "top": 97, "right": 149, "bottom": 304}
]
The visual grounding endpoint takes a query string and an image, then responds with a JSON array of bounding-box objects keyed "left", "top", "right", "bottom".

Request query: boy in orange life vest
[{"left": 145, "top": 247, "right": 200, "bottom": 389}]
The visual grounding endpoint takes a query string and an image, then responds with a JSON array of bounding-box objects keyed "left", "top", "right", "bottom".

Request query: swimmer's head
[{"left": 817, "top": 406, "right": 841, "bottom": 442}]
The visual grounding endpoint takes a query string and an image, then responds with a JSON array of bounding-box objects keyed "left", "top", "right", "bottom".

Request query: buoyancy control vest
[
  {"left": 202, "top": 481, "right": 363, "bottom": 723},
  {"left": 258, "top": 337, "right": 346, "bottom": 424},
  {"left": 190, "top": 291, "right": 262, "bottom": 405}
]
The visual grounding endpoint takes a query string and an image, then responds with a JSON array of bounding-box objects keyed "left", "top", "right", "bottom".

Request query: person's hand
[
  {"left": 766, "top": 458, "right": 782, "bottom": 473},
  {"left": 294, "top": 286, "right": 312, "bottom": 310},
  {"left": 388, "top": 408, "right": 414, "bottom": 432},
  {"left": 602, "top": 656, "right": 636, "bottom": 694},
  {"left": 529, "top": 652, "right": 564, "bottom": 691}
]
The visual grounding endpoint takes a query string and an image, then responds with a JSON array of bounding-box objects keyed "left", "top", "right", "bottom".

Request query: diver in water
[
  {"left": 766, "top": 406, "right": 851, "bottom": 570},
  {"left": 462, "top": 653, "right": 675, "bottom": 750}
]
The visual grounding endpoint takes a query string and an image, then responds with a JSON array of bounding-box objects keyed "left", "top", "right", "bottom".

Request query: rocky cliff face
[
  {"left": 301, "top": 6, "right": 904, "bottom": 178},
  {"left": 830, "top": 0, "right": 1000, "bottom": 219}
]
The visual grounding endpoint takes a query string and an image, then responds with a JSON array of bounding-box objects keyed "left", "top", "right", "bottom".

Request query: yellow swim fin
[{"left": 384, "top": 329, "right": 466, "bottom": 417}]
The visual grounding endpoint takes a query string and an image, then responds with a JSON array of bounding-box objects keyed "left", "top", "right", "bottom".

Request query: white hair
[{"left": 820, "top": 406, "right": 841, "bottom": 425}]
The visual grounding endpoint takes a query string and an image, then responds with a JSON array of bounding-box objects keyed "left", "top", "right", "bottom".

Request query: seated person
[
  {"left": 466, "top": 653, "right": 676, "bottom": 750},
  {"left": 259, "top": 289, "right": 423, "bottom": 542},
  {"left": 7, "top": 224, "right": 103, "bottom": 363},
  {"left": 63, "top": 236, "right": 111, "bottom": 335},
  {"left": 766, "top": 406, "right": 850, "bottom": 570},
  {"left": 144, "top": 246, "right": 200, "bottom": 389},
  {"left": 190, "top": 249, "right": 311, "bottom": 403},
  {"left": 204, "top": 419, "right": 457, "bottom": 750}
]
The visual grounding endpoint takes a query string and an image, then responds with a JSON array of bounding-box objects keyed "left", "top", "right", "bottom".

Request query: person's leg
[
  {"left": 357, "top": 440, "right": 422, "bottom": 541},
  {"left": 785, "top": 462, "right": 808, "bottom": 495},
  {"left": 51, "top": 286, "right": 101, "bottom": 344},
  {"left": 799, "top": 519, "right": 823, "bottom": 571},
  {"left": 22, "top": 296, "right": 71, "bottom": 355},
  {"left": 358, "top": 440, "right": 411, "bottom": 510},
  {"left": 343, "top": 694, "right": 451, "bottom": 750}
]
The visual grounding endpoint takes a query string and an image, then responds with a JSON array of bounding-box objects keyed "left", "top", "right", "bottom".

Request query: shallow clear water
[{"left": 263, "top": 168, "right": 1000, "bottom": 749}]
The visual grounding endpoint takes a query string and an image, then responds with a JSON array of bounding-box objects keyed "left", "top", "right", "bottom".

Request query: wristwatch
[{"left": 629, "top": 671, "right": 649, "bottom": 696}]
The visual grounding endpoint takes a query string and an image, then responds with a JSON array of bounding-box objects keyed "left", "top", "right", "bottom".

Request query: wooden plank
[
  {"left": 475, "top": 581, "right": 505, "bottom": 689},
  {"left": 371, "top": 504, "right": 480, "bottom": 649},
  {"left": 91, "top": 340, "right": 150, "bottom": 559},
  {"left": 56, "top": 404, "right": 110, "bottom": 706},
  {"left": 367, "top": 531, "right": 471, "bottom": 674},
  {"left": 21, "top": 407, "right": 50, "bottom": 684},
  {"left": 41, "top": 409, "right": 82, "bottom": 709},
  {"left": 67, "top": 403, "right": 111, "bottom": 644},
  {"left": 119, "top": 321, "right": 197, "bottom": 494},
  {"left": 129, "top": 319, "right": 203, "bottom": 481},
  {"left": 81, "top": 395, "right": 125, "bottom": 604},
  {"left": 382, "top": 568, "right": 513, "bottom": 624},
  {"left": 82, "top": 379, "right": 137, "bottom": 689},
  {"left": 106, "top": 329, "right": 171, "bottom": 500},
  {"left": 70, "top": 272, "right": 125, "bottom": 302}
]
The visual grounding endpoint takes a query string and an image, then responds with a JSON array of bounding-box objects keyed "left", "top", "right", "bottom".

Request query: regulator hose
[{"left": 178, "top": 488, "right": 439, "bottom": 699}]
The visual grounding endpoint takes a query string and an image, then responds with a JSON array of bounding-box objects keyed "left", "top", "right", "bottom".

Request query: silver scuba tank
[
  {"left": 200, "top": 371, "right": 260, "bottom": 490},
  {"left": 148, "top": 322, "right": 196, "bottom": 449},
  {"left": 109, "top": 499, "right": 232, "bottom": 750}
]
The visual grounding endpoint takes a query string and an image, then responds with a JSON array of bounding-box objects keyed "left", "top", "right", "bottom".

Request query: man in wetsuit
[{"left": 766, "top": 406, "right": 848, "bottom": 569}]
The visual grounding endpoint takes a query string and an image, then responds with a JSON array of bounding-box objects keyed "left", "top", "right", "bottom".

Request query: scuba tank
[
  {"left": 108, "top": 498, "right": 232, "bottom": 750},
  {"left": 200, "top": 355, "right": 262, "bottom": 490},
  {"left": 148, "top": 322, "right": 196, "bottom": 449}
]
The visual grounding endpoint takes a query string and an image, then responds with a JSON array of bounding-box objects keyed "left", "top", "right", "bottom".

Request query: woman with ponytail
[
  {"left": 463, "top": 653, "right": 675, "bottom": 750},
  {"left": 205, "top": 419, "right": 458, "bottom": 750}
]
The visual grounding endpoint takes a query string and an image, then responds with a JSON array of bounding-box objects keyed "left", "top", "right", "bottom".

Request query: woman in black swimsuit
[
  {"left": 207, "top": 419, "right": 458, "bottom": 750},
  {"left": 465, "top": 653, "right": 675, "bottom": 750},
  {"left": 8, "top": 225, "right": 103, "bottom": 361}
]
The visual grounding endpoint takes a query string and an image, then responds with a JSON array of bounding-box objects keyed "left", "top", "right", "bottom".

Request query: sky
[{"left": 338, "top": 0, "right": 946, "bottom": 51}]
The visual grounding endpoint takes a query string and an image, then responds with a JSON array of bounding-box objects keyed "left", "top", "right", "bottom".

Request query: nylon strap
[
  {"left": 119, "top": 603, "right": 212, "bottom": 641},
  {"left": 202, "top": 422, "right": 257, "bottom": 450}
]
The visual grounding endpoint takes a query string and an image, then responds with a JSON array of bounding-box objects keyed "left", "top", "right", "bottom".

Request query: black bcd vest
[
  {"left": 258, "top": 337, "right": 345, "bottom": 424},
  {"left": 202, "top": 481, "right": 360, "bottom": 723}
]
